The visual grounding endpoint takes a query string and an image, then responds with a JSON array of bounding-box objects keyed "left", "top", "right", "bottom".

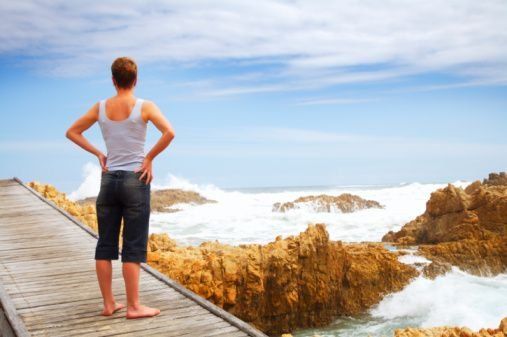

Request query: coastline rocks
[
  {"left": 273, "top": 193, "right": 384, "bottom": 213},
  {"left": 393, "top": 316, "right": 507, "bottom": 337},
  {"left": 382, "top": 174, "right": 507, "bottom": 277},
  {"left": 419, "top": 236, "right": 507, "bottom": 276},
  {"left": 148, "top": 224, "right": 417, "bottom": 335},
  {"left": 382, "top": 180, "right": 507, "bottom": 244},
  {"left": 77, "top": 188, "right": 216, "bottom": 213},
  {"left": 28, "top": 181, "right": 416, "bottom": 336},
  {"left": 483, "top": 172, "right": 507, "bottom": 186}
]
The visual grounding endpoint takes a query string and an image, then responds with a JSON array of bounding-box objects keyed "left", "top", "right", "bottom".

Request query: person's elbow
[
  {"left": 65, "top": 128, "right": 77, "bottom": 140},
  {"left": 165, "top": 129, "right": 175, "bottom": 141}
]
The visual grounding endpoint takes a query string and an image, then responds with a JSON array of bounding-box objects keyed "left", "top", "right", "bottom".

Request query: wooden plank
[
  {"left": 26, "top": 299, "right": 199, "bottom": 334},
  {"left": 5, "top": 273, "right": 157, "bottom": 296},
  {"left": 21, "top": 293, "right": 189, "bottom": 327},
  {"left": 0, "top": 280, "right": 30, "bottom": 337},
  {"left": 62, "top": 309, "right": 224, "bottom": 337},
  {"left": 1, "top": 301, "right": 17, "bottom": 337},
  {"left": 111, "top": 316, "right": 232, "bottom": 337},
  {"left": 204, "top": 326, "right": 247, "bottom": 337},
  {"left": 12, "top": 284, "right": 170, "bottom": 311},
  {"left": 8, "top": 277, "right": 165, "bottom": 300}
]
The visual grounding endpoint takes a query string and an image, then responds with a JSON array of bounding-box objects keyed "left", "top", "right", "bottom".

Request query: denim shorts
[{"left": 95, "top": 170, "right": 151, "bottom": 263}]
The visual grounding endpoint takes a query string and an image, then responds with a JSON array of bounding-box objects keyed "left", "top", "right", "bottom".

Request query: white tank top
[{"left": 97, "top": 98, "right": 147, "bottom": 171}]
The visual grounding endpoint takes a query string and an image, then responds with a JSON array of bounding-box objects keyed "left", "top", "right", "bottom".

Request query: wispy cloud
[
  {"left": 1, "top": 0, "right": 506, "bottom": 94},
  {"left": 295, "top": 97, "right": 376, "bottom": 106}
]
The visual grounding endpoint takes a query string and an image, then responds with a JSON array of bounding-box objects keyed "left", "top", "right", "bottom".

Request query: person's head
[{"left": 111, "top": 57, "right": 137, "bottom": 90}]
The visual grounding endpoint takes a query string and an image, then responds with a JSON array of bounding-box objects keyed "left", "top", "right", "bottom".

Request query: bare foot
[
  {"left": 126, "top": 304, "right": 161, "bottom": 319},
  {"left": 101, "top": 302, "right": 126, "bottom": 316}
]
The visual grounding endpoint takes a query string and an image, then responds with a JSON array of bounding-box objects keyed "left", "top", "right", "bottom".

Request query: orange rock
[
  {"left": 382, "top": 173, "right": 507, "bottom": 277},
  {"left": 394, "top": 316, "right": 507, "bottom": 336},
  {"left": 273, "top": 193, "right": 384, "bottom": 213}
]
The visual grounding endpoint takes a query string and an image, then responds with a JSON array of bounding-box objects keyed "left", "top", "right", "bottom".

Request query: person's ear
[
  {"left": 133, "top": 78, "right": 137, "bottom": 87},
  {"left": 112, "top": 77, "right": 117, "bottom": 88}
]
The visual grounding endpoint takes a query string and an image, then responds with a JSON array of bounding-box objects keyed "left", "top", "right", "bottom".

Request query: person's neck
[{"left": 115, "top": 88, "right": 135, "bottom": 98}]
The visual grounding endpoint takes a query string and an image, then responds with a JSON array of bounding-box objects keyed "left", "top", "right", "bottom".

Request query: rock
[
  {"left": 28, "top": 180, "right": 417, "bottom": 335},
  {"left": 501, "top": 317, "right": 507, "bottom": 334},
  {"left": 422, "top": 260, "right": 452, "bottom": 279},
  {"left": 382, "top": 173, "right": 507, "bottom": 277},
  {"left": 394, "top": 316, "right": 507, "bottom": 336},
  {"left": 419, "top": 236, "right": 507, "bottom": 276},
  {"left": 483, "top": 172, "right": 507, "bottom": 186},
  {"left": 382, "top": 178, "right": 507, "bottom": 244},
  {"left": 147, "top": 225, "right": 417, "bottom": 334},
  {"left": 76, "top": 188, "right": 216, "bottom": 213},
  {"left": 273, "top": 193, "right": 384, "bottom": 213}
]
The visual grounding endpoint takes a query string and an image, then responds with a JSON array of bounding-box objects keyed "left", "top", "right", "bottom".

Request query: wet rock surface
[
  {"left": 76, "top": 187, "right": 216, "bottom": 213},
  {"left": 393, "top": 316, "right": 507, "bottom": 337},
  {"left": 382, "top": 173, "right": 507, "bottom": 277},
  {"left": 273, "top": 193, "right": 384, "bottom": 213}
]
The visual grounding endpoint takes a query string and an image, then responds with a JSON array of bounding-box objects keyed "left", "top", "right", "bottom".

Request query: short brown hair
[{"left": 111, "top": 57, "right": 137, "bottom": 89}]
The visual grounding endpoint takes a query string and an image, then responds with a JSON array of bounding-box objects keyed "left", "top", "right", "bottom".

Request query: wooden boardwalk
[{"left": 0, "top": 177, "right": 268, "bottom": 337}]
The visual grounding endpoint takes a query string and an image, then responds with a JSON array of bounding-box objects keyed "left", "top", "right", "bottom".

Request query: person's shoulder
[
  {"left": 140, "top": 99, "right": 163, "bottom": 114},
  {"left": 140, "top": 99, "right": 158, "bottom": 108}
]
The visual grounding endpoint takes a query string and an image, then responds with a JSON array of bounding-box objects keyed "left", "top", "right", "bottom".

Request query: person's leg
[
  {"left": 95, "top": 171, "right": 125, "bottom": 316},
  {"left": 120, "top": 171, "right": 160, "bottom": 319},
  {"left": 96, "top": 259, "right": 125, "bottom": 315}
]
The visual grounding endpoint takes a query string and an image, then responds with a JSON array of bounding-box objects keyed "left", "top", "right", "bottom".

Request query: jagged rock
[
  {"left": 147, "top": 225, "right": 417, "bottom": 335},
  {"left": 422, "top": 260, "right": 452, "bottom": 279},
  {"left": 77, "top": 187, "right": 216, "bottom": 213},
  {"left": 273, "top": 193, "right": 384, "bottom": 213},
  {"left": 382, "top": 182, "right": 506, "bottom": 244},
  {"left": 419, "top": 236, "right": 507, "bottom": 276},
  {"left": 483, "top": 172, "right": 507, "bottom": 186},
  {"left": 28, "top": 181, "right": 417, "bottom": 335},
  {"left": 382, "top": 173, "right": 507, "bottom": 277},
  {"left": 394, "top": 316, "right": 507, "bottom": 336}
]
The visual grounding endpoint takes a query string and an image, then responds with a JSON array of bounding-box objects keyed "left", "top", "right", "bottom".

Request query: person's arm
[
  {"left": 65, "top": 102, "right": 109, "bottom": 172},
  {"left": 135, "top": 101, "right": 175, "bottom": 184}
]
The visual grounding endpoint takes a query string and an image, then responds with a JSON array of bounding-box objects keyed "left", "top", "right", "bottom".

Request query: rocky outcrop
[
  {"left": 382, "top": 173, "right": 507, "bottom": 277},
  {"left": 28, "top": 180, "right": 417, "bottom": 336},
  {"left": 147, "top": 224, "right": 417, "bottom": 335},
  {"left": 393, "top": 316, "right": 507, "bottom": 337},
  {"left": 483, "top": 172, "right": 507, "bottom": 186},
  {"left": 273, "top": 193, "right": 384, "bottom": 213},
  {"left": 77, "top": 187, "right": 216, "bottom": 213},
  {"left": 419, "top": 236, "right": 507, "bottom": 276},
  {"left": 382, "top": 181, "right": 507, "bottom": 244}
]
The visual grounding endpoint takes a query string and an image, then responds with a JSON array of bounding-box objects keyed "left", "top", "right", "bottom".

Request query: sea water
[{"left": 69, "top": 165, "right": 506, "bottom": 336}]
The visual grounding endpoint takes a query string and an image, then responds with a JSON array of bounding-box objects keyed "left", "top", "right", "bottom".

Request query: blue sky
[{"left": 1, "top": 1, "right": 506, "bottom": 195}]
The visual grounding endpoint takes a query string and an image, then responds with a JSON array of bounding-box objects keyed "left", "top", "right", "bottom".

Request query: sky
[{"left": 1, "top": 0, "right": 507, "bottom": 195}]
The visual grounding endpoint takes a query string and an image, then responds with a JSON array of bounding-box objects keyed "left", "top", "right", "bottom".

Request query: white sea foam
[
  {"left": 70, "top": 162, "right": 471, "bottom": 245},
  {"left": 149, "top": 176, "right": 471, "bottom": 246},
  {"left": 294, "top": 269, "right": 507, "bottom": 337},
  {"left": 370, "top": 269, "right": 507, "bottom": 330}
]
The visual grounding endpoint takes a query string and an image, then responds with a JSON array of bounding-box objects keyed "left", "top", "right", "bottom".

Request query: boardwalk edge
[{"left": 11, "top": 176, "right": 268, "bottom": 337}]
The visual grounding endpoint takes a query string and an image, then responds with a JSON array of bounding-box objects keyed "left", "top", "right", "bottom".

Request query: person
[{"left": 65, "top": 56, "right": 175, "bottom": 319}]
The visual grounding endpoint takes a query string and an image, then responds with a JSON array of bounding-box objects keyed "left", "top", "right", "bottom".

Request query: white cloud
[
  {"left": 67, "top": 162, "right": 101, "bottom": 201},
  {"left": 1, "top": 0, "right": 506, "bottom": 92}
]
